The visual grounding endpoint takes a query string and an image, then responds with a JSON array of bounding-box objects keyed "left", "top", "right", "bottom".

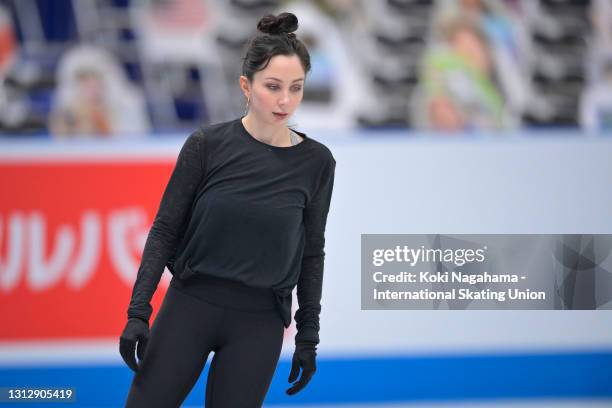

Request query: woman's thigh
[
  {"left": 124, "top": 285, "right": 224, "bottom": 408},
  {"left": 204, "top": 309, "right": 284, "bottom": 407}
]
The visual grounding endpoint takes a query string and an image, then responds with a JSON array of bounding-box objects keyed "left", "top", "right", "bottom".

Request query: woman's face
[{"left": 241, "top": 54, "right": 305, "bottom": 125}]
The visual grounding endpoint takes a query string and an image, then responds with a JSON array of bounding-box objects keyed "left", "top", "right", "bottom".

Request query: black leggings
[{"left": 125, "top": 273, "right": 285, "bottom": 407}]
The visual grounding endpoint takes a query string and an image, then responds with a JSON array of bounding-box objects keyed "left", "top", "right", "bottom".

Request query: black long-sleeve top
[{"left": 127, "top": 117, "right": 336, "bottom": 346}]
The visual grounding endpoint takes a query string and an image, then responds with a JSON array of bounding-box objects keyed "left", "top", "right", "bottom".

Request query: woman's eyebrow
[{"left": 264, "top": 77, "right": 304, "bottom": 82}]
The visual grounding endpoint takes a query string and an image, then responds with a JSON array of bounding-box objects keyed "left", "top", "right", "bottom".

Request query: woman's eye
[{"left": 266, "top": 85, "right": 302, "bottom": 91}]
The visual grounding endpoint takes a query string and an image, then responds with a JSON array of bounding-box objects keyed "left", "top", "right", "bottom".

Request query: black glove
[
  {"left": 119, "top": 318, "right": 150, "bottom": 372},
  {"left": 286, "top": 342, "right": 317, "bottom": 395}
]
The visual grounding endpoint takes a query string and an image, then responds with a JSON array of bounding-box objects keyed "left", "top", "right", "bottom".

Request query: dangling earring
[{"left": 244, "top": 95, "right": 250, "bottom": 115}]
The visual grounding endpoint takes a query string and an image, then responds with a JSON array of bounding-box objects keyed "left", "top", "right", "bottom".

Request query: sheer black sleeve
[
  {"left": 294, "top": 156, "right": 336, "bottom": 346},
  {"left": 126, "top": 129, "right": 205, "bottom": 322}
]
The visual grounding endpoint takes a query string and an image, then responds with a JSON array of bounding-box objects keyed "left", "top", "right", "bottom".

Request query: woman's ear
[{"left": 239, "top": 76, "right": 250, "bottom": 99}]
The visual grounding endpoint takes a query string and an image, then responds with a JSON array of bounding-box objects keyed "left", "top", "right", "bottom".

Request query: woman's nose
[{"left": 279, "top": 91, "right": 290, "bottom": 104}]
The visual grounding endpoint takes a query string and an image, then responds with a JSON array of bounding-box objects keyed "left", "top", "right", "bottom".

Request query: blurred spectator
[
  {"left": 0, "top": 3, "right": 38, "bottom": 135},
  {"left": 49, "top": 45, "right": 150, "bottom": 138},
  {"left": 130, "top": 0, "right": 234, "bottom": 128},
  {"left": 432, "top": 0, "right": 532, "bottom": 122},
  {"left": 586, "top": 0, "right": 612, "bottom": 84},
  {"left": 580, "top": 58, "right": 612, "bottom": 133},
  {"left": 412, "top": 15, "right": 513, "bottom": 131},
  {"left": 590, "top": 0, "right": 612, "bottom": 53},
  {"left": 0, "top": 4, "right": 15, "bottom": 77},
  {"left": 282, "top": 0, "right": 365, "bottom": 129},
  {"left": 581, "top": 0, "right": 612, "bottom": 134}
]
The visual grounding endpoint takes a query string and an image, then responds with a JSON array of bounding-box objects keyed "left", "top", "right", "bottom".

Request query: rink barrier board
[{"left": 0, "top": 349, "right": 610, "bottom": 406}]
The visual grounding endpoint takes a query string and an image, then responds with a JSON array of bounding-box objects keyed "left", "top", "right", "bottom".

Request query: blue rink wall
[
  {"left": 1, "top": 130, "right": 612, "bottom": 407},
  {"left": 1, "top": 349, "right": 612, "bottom": 407}
]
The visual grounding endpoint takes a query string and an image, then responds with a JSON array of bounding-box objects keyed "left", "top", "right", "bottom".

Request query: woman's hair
[{"left": 241, "top": 12, "right": 311, "bottom": 81}]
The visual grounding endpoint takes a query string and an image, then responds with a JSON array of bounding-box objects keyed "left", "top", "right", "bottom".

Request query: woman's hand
[
  {"left": 119, "top": 318, "right": 150, "bottom": 372},
  {"left": 286, "top": 343, "right": 317, "bottom": 395}
]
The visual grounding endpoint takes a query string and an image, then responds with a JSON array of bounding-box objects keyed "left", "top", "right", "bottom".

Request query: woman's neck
[{"left": 241, "top": 114, "right": 293, "bottom": 147}]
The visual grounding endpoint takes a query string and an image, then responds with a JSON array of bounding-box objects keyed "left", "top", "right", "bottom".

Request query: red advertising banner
[{"left": 0, "top": 157, "right": 178, "bottom": 340}]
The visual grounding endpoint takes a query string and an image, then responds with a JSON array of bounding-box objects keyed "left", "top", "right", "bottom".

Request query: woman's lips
[{"left": 273, "top": 112, "right": 288, "bottom": 118}]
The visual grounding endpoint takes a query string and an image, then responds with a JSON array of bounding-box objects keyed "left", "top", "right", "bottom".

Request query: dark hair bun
[{"left": 257, "top": 12, "right": 298, "bottom": 35}]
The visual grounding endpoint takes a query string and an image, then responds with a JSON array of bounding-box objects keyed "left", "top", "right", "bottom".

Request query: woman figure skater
[{"left": 119, "top": 12, "right": 336, "bottom": 408}]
